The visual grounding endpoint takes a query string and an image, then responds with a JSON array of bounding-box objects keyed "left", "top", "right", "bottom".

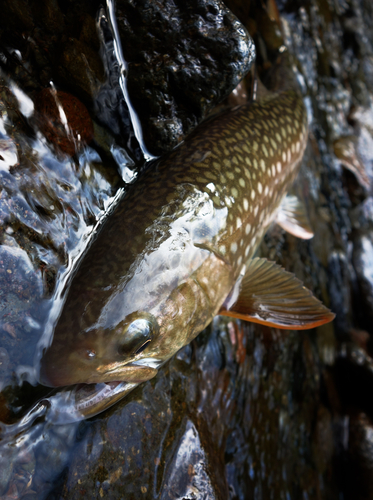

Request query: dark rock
[
  {"left": 56, "top": 39, "right": 105, "bottom": 103},
  {"left": 114, "top": 0, "right": 255, "bottom": 155},
  {"left": 0, "top": 0, "right": 254, "bottom": 160},
  {"left": 57, "top": 323, "right": 332, "bottom": 500},
  {"left": 30, "top": 0, "right": 65, "bottom": 36},
  {"left": 1, "top": 0, "right": 34, "bottom": 33},
  {"left": 343, "top": 412, "right": 373, "bottom": 500}
]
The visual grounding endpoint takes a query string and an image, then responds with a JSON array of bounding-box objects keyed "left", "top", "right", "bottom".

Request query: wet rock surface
[
  {"left": 0, "top": 68, "right": 126, "bottom": 414},
  {"left": 114, "top": 0, "right": 255, "bottom": 155},
  {"left": 58, "top": 324, "right": 334, "bottom": 499},
  {"left": 0, "top": 0, "right": 373, "bottom": 499},
  {"left": 0, "top": 0, "right": 255, "bottom": 158}
]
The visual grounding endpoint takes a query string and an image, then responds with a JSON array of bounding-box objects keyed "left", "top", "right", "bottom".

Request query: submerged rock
[
  {"left": 34, "top": 89, "right": 94, "bottom": 157},
  {"left": 56, "top": 322, "right": 333, "bottom": 500}
]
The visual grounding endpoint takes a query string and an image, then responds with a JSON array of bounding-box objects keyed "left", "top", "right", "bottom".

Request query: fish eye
[
  {"left": 118, "top": 318, "right": 156, "bottom": 356},
  {"left": 135, "top": 339, "right": 152, "bottom": 355}
]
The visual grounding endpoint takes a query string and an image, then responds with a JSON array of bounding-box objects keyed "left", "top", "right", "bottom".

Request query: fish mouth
[
  {"left": 95, "top": 360, "right": 159, "bottom": 384},
  {"left": 47, "top": 381, "right": 140, "bottom": 423},
  {"left": 39, "top": 358, "right": 163, "bottom": 423},
  {"left": 39, "top": 358, "right": 161, "bottom": 388}
]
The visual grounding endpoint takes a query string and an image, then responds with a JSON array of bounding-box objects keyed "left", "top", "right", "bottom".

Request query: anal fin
[
  {"left": 276, "top": 195, "right": 314, "bottom": 240},
  {"left": 219, "top": 258, "right": 335, "bottom": 330}
]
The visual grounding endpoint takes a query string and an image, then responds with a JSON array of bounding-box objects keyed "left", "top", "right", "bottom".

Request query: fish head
[
  {"left": 39, "top": 187, "right": 233, "bottom": 390},
  {"left": 39, "top": 251, "right": 222, "bottom": 388}
]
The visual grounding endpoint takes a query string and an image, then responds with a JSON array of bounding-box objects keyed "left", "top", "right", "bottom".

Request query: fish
[{"left": 38, "top": 55, "right": 335, "bottom": 416}]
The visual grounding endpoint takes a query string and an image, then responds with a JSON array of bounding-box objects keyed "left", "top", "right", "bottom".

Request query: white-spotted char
[{"left": 39, "top": 77, "right": 334, "bottom": 418}]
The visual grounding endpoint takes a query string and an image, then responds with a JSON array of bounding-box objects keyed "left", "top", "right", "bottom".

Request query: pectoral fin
[
  {"left": 276, "top": 195, "right": 314, "bottom": 239},
  {"left": 219, "top": 258, "right": 335, "bottom": 330}
]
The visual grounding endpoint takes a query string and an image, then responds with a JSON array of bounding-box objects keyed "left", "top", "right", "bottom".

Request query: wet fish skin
[{"left": 39, "top": 84, "right": 327, "bottom": 390}]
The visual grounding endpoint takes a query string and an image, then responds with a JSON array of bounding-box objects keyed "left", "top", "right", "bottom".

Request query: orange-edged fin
[
  {"left": 276, "top": 195, "right": 314, "bottom": 240},
  {"left": 219, "top": 258, "right": 335, "bottom": 330}
]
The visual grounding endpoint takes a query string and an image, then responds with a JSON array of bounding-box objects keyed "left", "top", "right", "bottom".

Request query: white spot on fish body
[
  {"left": 236, "top": 217, "right": 242, "bottom": 229},
  {"left": 230, "top": 242, "right": 238, "bottom": 253},
  {"left": 251, "top": 190, "right": 256, "bottom": 200},
  {"left": 271, "top": 164, "right": 276, "bottom": 176},
  {"left": 260, "top": 159, "right": 266, "bottom": 172},
  {"left": 258, "top": 182, "right": 263, "bottom": 194},
  {"left": 254, "top": 205, "right": 259, "bottom": 217},
  {"left": 277, "top": 162, "right": 282, "bottom": 173},
  {"left": 243, "top": 198, "right": 249, "bottom": 211},
  {"left": 239, "top": 178, "right": 245, "bottom": 188},
  {"left": 282, "top": 151, "right": 286, "bottom": 162},
  {"left": 245, "top": 223, "right": 251, "bottom": 234}
]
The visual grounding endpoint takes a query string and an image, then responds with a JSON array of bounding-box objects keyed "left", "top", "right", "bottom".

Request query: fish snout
[
  {"left": 96, "top": 362, "right": 158, "bottom": 384},
  {"left": 39, "top": 356, "right": 158, "bottom": 387}
]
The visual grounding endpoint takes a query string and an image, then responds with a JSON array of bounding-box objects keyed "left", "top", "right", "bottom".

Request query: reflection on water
[
  {"left": 0, "top": 0, "right": 147, "bottom": 494},
  {"left": 0, "top": 32, "right": 138, "bottom": 494}
]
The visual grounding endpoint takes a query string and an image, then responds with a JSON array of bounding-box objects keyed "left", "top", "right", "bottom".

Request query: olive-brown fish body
[{"left": 39, "top": 89, "right": 308, "bottom": 389}]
